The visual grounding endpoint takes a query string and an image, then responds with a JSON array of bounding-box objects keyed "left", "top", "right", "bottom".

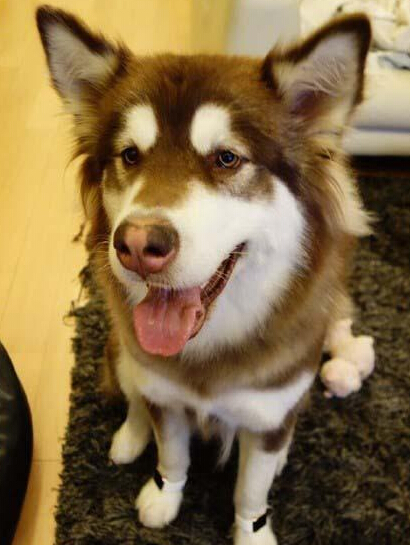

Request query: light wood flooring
[{"left": 0, "top": 1, "right": 228, "bottom": 543}]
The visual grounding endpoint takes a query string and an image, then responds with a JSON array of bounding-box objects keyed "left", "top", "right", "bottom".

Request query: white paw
[
  {"left": 136, "top": 478, "right": 183, "bottom": 528},
  {"left": 335, "top": 335, "right": 375, "bottom": 379},
  {"left": 109, "top": 420, "right": 150, "bottom": 465},
  {"left": 234, "top": 524, "right": 278, "bottom": 545},
  {"left": 320, "top": 357, "right": 362, "bottom": 398},
  {"left": 325, "top": 319, "right": 375, "bottom": 382}
]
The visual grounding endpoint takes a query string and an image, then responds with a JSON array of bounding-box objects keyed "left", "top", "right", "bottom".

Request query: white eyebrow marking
[
  {"left": 124, "top": 104, "right": 158, "bottom": 152},
  {"left": 190, "top": 103, "right": 234, "bottom": 155}
]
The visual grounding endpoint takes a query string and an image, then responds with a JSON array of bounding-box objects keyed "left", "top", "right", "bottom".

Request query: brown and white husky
[{"left": 37, "top": 6, "right": 374, "bottom": 544}]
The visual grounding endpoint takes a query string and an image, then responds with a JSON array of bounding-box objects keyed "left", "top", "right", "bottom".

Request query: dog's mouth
[{"left": 133, "top": 243, "right": 245, "bottom": 357}]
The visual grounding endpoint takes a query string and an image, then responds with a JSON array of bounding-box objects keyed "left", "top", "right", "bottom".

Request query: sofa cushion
[
  {"left": 352, "top": 55, "right": 410, "bottom": 131},
  {"left": 343, "top": 126, "right": 410, "bottom": 156}
]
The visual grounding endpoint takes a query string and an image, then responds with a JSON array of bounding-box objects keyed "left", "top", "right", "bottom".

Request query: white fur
[
  {"left": 233, "top": 431, "right": 287, "bottom": 545},
  {"left": 326, "top": 318, "right": 375, "bottom": 378},
  {"left": 337, "top": 336, "right": 375, "bottom": 379},
  {"left": 109, "top": 395, "right": 151, "bottom": 464},
  {"left": 117, "top": 345, "right": 313, "bottom": 433},
  {"left": 117, "top": 339, "right": 303, "bottom": 535},
  {"left": 123, "top": 104, "right": 159, "bottom": 152},
  {"left": 134, "top": 399, "right": 190, "bottom": 528},
  {"left": 173, "top": 180, "right": 306, "bottom": 357},
  {"left": 321, "top": 357, "right": 362, "bottom": 398},
  {"left": 212, "top": 372, "right": 313, "bottom": 431},
  {"left": 328, "top": 163, "right": 372, "bottom": 237},
  {"left": 103, "top": 174, "right": 143, "bottom": 226},
  {"left": 136, "top": 478, "right": 183, "bottom": 528},
  {"left": 105, "top": 171, "right": 306, "bottom": 357},
  {"left": 190, "top": 103, "right": 248, "bottom": 156},
  {"left": 42, "top": 16, "right": 373, "bottom": 543},
  {"left": 275, "top": 35, "right": 357, "bottom": 99},
  {"left": 104, "top": 178, "right": 149, "bottom": 302},
  {"left": 153, "top": 409, "right": 191, "bottom": 482},
  {"left": 273, "top": 33, "right": 362, "bottom": 128},
  {"left": 321, "top": 319, "right": 375, "bottom": 397},
  {"left": 44, "top": 24, "right": 115, "bottom": 101},
  {"left": 234, "top": 524, "right": 278, "bottom": 545},
  {"left": 234, "top": 431, "right": 290, "bottom": 519},
  {"left": 109, "top": 419, "right": 150, "bottom": 464},
  {"left": 326, "top": 318, "right": 354, "bottom": 351}
]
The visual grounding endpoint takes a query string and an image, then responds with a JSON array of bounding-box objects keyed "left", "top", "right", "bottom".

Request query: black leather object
[{"left": 0, "top": 342, "right": 33, "bottom": 545}]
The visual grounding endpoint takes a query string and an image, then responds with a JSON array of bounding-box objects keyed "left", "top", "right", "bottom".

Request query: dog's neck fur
[{"left": 89, "top": 163, "right": 351, "bottom": 397}]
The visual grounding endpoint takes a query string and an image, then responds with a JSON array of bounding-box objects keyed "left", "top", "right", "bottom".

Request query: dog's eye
[
  {"left": 121, "top": 147, "right": 139, "bottom": 166},
  {"left": 216, "top": 150, "right": 241, "bottom": 169}
]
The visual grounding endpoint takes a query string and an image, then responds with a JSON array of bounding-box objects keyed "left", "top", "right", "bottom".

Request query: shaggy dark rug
[{"left": 56, "top": 176, "right": 410, "bottom": 545}]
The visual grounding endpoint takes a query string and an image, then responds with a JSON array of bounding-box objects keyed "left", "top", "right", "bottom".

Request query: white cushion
[
  {"left": 353, "top": 55, "right": 410, "bottom": 130},
  {"left": 343, "top": 127, "right": 410, "bottom": 156}
]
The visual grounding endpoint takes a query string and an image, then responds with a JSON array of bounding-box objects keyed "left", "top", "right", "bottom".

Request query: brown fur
[
  {"left": 263, "top": 413, "right": 296, "bottom": 453},
  {"left": 88, "top": 147, "right": 355, "bottom": 398},
  {"left": 72, "top": 36, "right": 365, "bottom": 399},
  {"left": 264, "top": 15, "right": 371, "bottom": 106},
  {"left": 91, "top": 220, "right": 348, "bottom": 398},
  {"left": 35, "top": 12, "right": 375, "bottom": 538},
  {"left": 262, "top": 393, "right": 310, "bottom": 452},
  {"left": 144, "top": 398, "right": 163, "bottom": 428},
  {"left": 101, "top": 327, "right": 122, "bottom": 398},
  {"left": 37, "top": 6, "right": 370, "bottom": 412}
]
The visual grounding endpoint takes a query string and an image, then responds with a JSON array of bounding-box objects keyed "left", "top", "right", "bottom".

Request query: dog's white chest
[
  {"left": 119, "top": 352, "right": 313, "bottom": 432},
  {"left": 210, "top": 374, "right": 313, "bottom": 430}
]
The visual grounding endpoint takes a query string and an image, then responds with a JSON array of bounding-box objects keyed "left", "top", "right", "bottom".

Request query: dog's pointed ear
[
  {"left": 36, "top": 5, "right": 120, "bottom": 108},
  {"left": 262, "top": 15, "right": 371, "bottom": 127}
]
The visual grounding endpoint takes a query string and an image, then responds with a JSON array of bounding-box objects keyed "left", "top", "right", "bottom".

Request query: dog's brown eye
[
  {"left": 121, "top": 147, "right": 139, "bottom": 166},
  {"left": 216, "top": 150, "right": 241, "bottom": 169}
]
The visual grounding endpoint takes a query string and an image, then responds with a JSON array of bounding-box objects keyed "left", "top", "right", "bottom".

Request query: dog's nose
[{"left": 113, "top": 219, "right": 179, "bottom": 278}]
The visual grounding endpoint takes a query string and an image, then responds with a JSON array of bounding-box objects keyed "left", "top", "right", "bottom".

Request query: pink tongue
[{"left": 133, "top": 286, "right": 203, "bottom": 357}]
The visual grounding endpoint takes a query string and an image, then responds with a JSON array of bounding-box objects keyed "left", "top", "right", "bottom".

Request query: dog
[{"left": 37, "top": 6, "right": 374, "bottom": 544}]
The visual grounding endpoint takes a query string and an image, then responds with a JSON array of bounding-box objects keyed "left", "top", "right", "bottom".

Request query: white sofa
[{"left": 226, "top": 0, "right": 410, "bottom": 156}]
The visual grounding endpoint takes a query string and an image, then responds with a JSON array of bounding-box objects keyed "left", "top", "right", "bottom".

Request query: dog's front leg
[
  {"left": 234, "top": 425, "right": 294, "bottom": 545},
  {"left": 110, "top": 394, "right": 152, "bottom": 465},
  {"left": 136, "top": 403, "right": 190, "bottom": 528}
]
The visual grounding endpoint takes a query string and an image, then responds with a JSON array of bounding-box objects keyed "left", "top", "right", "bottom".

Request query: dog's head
[{"left": 37, "top": 6, "right": 370, "bottom": 358}]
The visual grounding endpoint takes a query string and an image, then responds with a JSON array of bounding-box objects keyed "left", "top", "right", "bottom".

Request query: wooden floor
[{"left": 0, "top": 1, "right": 229, "bottom": 543}]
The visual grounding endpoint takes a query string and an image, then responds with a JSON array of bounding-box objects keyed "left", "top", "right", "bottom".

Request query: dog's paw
[
  {"left": 136, "top": 478, "right": 183, "bottom": 528},
  {"left": 320, "top": 357, "right": 362, "bottom": 398},
  {"left": 109, "top": 421, "right": 150, "bottom": 465},
  {"left": 234, "top": 524, "right": 278, "bottom": 545},
  {"left": 336, "top": 335, "right": 375, "bottom": 379}
]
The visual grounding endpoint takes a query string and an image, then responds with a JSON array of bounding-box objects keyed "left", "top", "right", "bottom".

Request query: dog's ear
[
  {"left": 36, "top": 5, "right": 121, "bottom": 110},
  {"left": 262, "top": 15, "right": 371, "bottom": 128}
]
